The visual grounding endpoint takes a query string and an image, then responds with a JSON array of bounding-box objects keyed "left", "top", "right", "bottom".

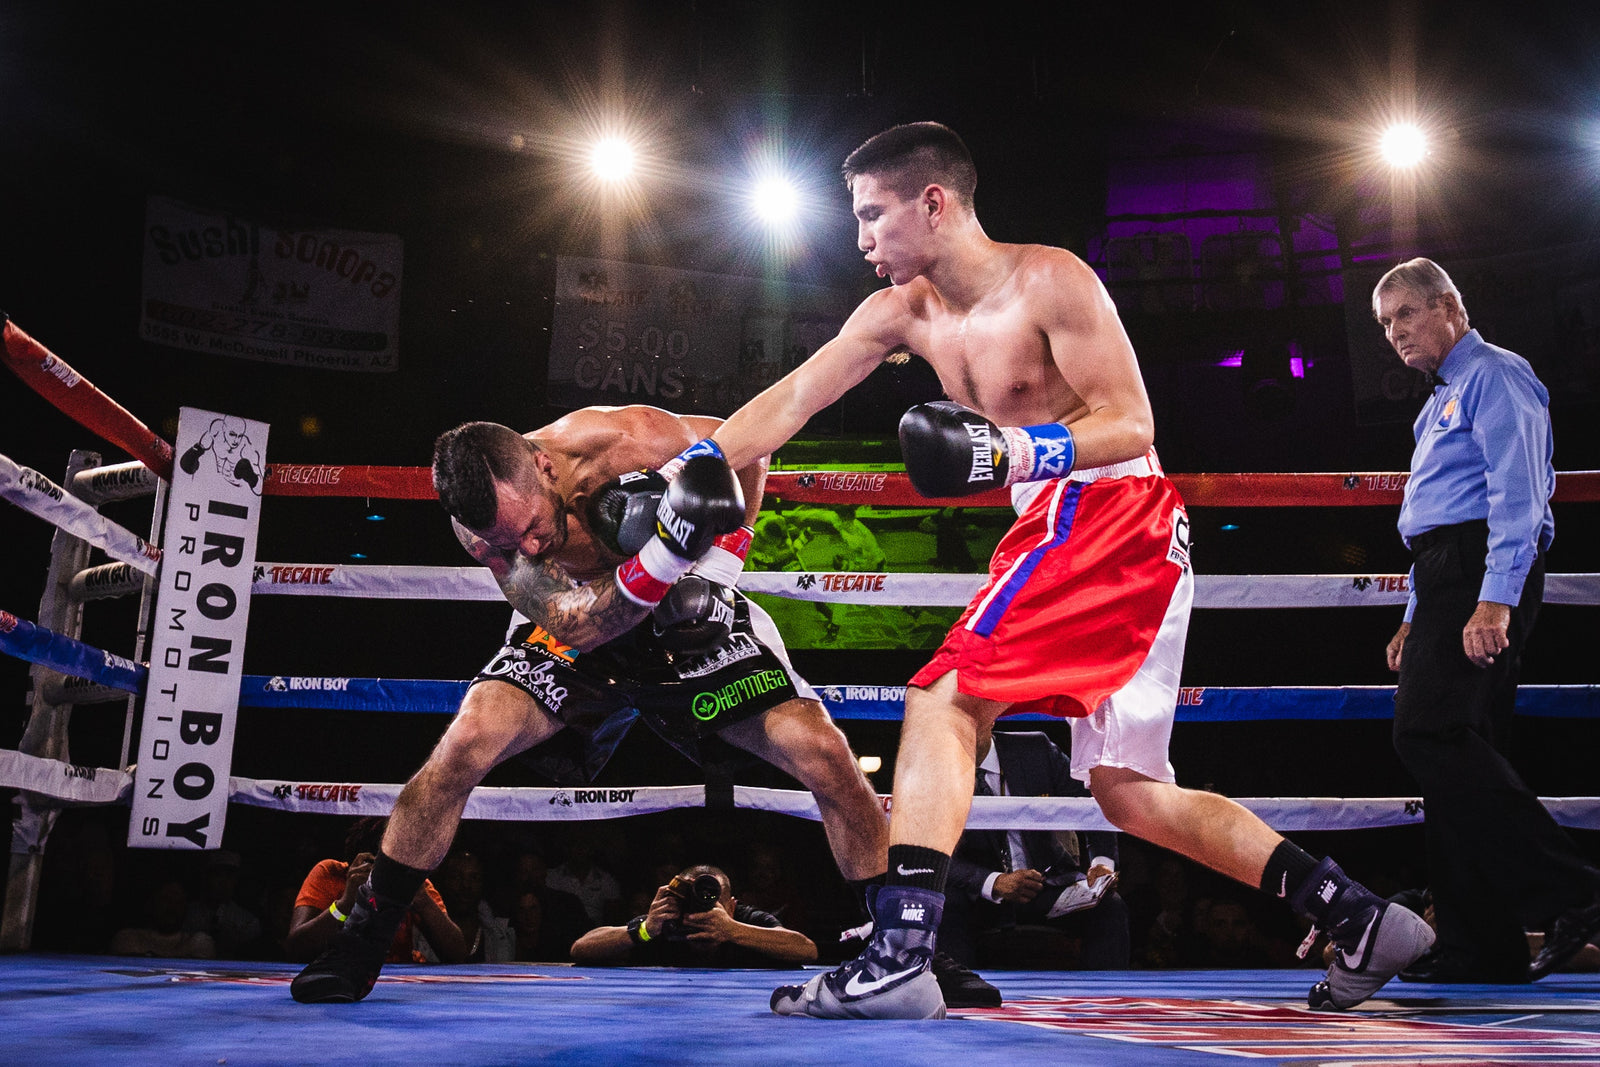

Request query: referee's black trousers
[{"left": 1393, "top": 520, "right": 1597, "bottom": 976}]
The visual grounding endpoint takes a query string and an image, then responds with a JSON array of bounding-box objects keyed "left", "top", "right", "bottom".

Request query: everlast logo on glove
[
  {"left": 656, "top": 498, "right": 695, "bottom": 546},
  {"left": 966, "top": 424, "right": 995, "bottom": 483}
]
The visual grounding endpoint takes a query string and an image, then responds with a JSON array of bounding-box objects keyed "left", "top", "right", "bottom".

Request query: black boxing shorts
[{"left": 468, "top": 590, "right": 817, "bottom": 784}]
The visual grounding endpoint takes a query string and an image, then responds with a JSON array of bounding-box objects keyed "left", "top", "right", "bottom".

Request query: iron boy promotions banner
[
  {"left": 129, "top": 408, "right": 268, "bottom": 850},
  {"left": 547, "top": 256, "right": 853, "bottom": 416},
  {"left": 140, "top": 195, "right": 403, "bottom": 372}
]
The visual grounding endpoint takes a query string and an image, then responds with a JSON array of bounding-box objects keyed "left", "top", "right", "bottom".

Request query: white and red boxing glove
[
  {"left": 614, "top": 455, "right": 745, "bottom": 607},
  {"left": 897, "top": 401, "right": 1075, "bottom": 498}
]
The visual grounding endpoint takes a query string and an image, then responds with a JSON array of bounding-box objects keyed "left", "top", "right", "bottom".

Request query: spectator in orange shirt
[{"left": 286, "top": 817, "right": 466, "bottom": 964}]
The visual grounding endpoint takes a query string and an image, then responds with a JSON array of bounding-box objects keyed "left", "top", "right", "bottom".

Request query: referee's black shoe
[
  {"left": 931, "top": 951, "right": 1001, "bottom": 1008},
  {"left": 1529, "top": 893, "right": 1600, "bottom": 981}
]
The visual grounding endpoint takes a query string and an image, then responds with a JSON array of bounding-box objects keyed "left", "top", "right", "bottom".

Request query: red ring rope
[
  {"left": 7, "top": 314, "right": 1599, "bottom": 506},
  {"left": 2, "top": 315, "right": 173, "bottom": 479}
]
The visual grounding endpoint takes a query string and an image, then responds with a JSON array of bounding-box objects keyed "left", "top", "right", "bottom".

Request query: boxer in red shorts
[{"left": 705, "top": 121, "right": 1432, "bottom": 1018}]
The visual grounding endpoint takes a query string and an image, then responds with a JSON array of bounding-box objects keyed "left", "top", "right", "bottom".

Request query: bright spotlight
[
  {"left": 752, "top": 176, "right": 800, "bottom": 226},
  {"left": 857, "top": 755, "right": 882, "bottom": 774},
  {"left": 590, "top": 137, "right": 635, "bottom": 183},
  {"left": 1381, "top": 123, "right": 1428, "bottom": 167}
]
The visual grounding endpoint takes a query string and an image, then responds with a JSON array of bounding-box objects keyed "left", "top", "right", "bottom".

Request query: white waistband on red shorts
[{"left": 1010, "top": 448, "right": 1164, "bottom": 512}]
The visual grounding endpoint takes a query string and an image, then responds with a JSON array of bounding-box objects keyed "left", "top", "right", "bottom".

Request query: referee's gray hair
[{"left": 1372, "top": 257, "right": 1468, "bottom": 321}]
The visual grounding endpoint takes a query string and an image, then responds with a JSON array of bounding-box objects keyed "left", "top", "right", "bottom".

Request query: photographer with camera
[{"left": 569, "top": 865, "right": 816, "bottom": 967}]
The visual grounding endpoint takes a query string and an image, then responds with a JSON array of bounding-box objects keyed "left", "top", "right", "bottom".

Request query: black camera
[
  {"left": 665, "top": 873, "right": 722, "bottom": 915},
  {"left": 659, "top": 872, "right": 723, "bottom": 941}
]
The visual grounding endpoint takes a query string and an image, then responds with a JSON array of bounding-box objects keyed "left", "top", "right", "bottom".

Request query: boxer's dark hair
[
  {"left": 433, "top": 421, "right": 533, "bottom": 530},
  {"left": 843, "top": 121, "right": 977, "bottom": 206}
]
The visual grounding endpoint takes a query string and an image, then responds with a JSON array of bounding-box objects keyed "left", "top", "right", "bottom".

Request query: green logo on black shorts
[{"left": 692, "top": 670, "right": 789, "bottom": 721}]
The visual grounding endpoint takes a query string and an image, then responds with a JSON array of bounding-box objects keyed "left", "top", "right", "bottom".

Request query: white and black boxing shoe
[
  {"left": 771, "top": 885, "right": 947, "bottom": 1020},
  {"left": 1294, "top": 859, "right": 1435, "bottom": 1011}
]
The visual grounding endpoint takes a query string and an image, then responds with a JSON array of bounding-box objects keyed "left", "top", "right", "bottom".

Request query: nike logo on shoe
[
  {"left": 1339, "top": 912, "right": 1377, "bottom": 971},
  {"left": 842, "top": 965, "right": 923, "bottom": 997},
  {"left": 896, "top": 864, "right": 934, "bottom": 876}
]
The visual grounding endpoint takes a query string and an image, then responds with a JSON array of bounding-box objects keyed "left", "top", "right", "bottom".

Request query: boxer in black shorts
[
  {"left": 292, "top": 405, "right": 888, "bottom": 1003},
  {"left": 478, "top": 589, "right": 816, "bottom": 784}
]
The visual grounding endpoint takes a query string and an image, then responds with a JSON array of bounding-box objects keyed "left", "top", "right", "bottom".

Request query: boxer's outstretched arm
[{"left": 713, "top": 290, "right": 902, "bottom": 470}]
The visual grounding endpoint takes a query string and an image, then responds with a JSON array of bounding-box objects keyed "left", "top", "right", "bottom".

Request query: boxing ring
[{"left": 4, "top": 312, "right": 1600, "bottom": 1064}]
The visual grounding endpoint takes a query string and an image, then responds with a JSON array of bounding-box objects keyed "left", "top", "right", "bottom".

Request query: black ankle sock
[
  {"left": 369, "top": 849, "right": 430, "bottom": 910},
  {"left": 849, "top": 872, "right": 888, "bottom": 922},
  {"left": 886, "top": 846, "right": 949, "bottom": 893},
  {"left": 1261, "top": 839, "right": 1320, "bottom": 900}
]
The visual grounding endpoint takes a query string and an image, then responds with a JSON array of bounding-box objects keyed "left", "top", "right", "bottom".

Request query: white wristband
[
  {"left": 691, "top": 544, "right": 746, "bottom": 587},
  {"left": 616, "top": 537, "right": 697, "bottom": 607}
]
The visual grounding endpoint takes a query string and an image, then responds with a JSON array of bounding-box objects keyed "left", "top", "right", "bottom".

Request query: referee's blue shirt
[{"left": 1398, "top": 328, "right": 1555, "bottom": 622}]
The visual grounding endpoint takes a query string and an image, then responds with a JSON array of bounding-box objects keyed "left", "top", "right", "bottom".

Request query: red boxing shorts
[{"left": 910, "top": 451, "right": 1191, "bottom": 720}]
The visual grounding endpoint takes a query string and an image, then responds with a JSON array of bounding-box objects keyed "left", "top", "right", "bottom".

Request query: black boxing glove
[
  {"left": 587, "top": 469, "right": 668, "bottom": 556},
  {"left": 652, "top": 455, "right": 745, "bottom": 559},
  {"left": 615, "top": 455, "right": 745, "bottom": 607},
  {"left": 652, "top": 574, "right": 737, "bottom": 653},
  {"left": 234, "top": 458, "right": 259, "bottom": 488},
  {"left": 897, "top": 401, "right": 1075, "bottom": 498}
]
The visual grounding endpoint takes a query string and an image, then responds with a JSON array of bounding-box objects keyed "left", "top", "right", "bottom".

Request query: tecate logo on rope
[
  {"left": 794, "top": 472, "right": 888, "bottom": 492},
  {"left": 261, "top": 565, "right": 336, "bottom": 584},
  {"left": 271, "top": 464, "right": 344, "bottom": 485},
  {"left": 289, "top": 784, "right": 363, "bottom": 803},
  {"left": 0, "top": 611, "right": 17, "bottom": 633},
  {"left": 817, "top": 573, "right": 887, "bottom": 593}
]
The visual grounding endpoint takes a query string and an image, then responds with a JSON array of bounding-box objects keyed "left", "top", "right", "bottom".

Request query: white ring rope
[
  {"left": 0, "top": 452, "right": 161, "bottom": 575},
  {"left": 249, "top": 562, "right": 1600, "bottom": 609}
]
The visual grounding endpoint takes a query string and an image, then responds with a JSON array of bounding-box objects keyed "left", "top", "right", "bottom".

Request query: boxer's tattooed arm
[
  {"left": 452, "top": 519, "right": 514, "bottom": 583},
  {"left": 495, "top": 555, "right": 650, "bottom": 651}
]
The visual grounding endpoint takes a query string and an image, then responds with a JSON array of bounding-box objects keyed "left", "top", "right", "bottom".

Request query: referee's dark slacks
[{"left": 1392, "top": 521, "right": 1597, "bottom": 974}]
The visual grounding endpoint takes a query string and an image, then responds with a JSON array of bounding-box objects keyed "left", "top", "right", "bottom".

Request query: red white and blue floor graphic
[{"left": 3, "top": 955, "right": 1596, "bottom": 1066}]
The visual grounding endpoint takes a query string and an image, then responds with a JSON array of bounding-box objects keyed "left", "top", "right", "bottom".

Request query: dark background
[{"left": 2, "top": 0, "right": 1598, "bottom": 954}]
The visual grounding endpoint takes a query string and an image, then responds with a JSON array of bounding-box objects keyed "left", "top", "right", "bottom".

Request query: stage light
[
  {"left": 589, "top": 137, "right": 636, "bottom": 183},
  {"left": 752, "top": 176, "right": 800, "bottom": 227},
  {"left": 1380, "top": 123, "right": 1428, "bottom": 167},
  {"left": 857, "top": 755, "right": 882, "bottom": 774}
]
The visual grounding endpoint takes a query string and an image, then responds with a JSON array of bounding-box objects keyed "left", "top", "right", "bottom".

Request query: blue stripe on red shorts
[{"left": 970, "top": 481, "right": 1082, "bottom": 638}]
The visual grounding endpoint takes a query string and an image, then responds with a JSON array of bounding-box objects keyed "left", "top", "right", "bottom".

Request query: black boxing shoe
[
  {"left": 290, "top": 928, "right": 388, "bottom": 1003},
  {"left": 931, "top": 951, "right": 1001, "bottom": 1008},
  {"left": 1400, "top": 947, "right": 1529, "bottom": 984},
  {"left": 1529, "top": 892, "right": 1600, "bottom": 982},
  {"left": 290, "top": 888, "right": 403, "bottom": 1004}
]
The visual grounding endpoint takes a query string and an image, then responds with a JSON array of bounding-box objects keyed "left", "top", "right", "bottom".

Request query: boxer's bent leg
[
  {"left": 720, "top": 697, "right": 887, "bottom": 881},
  {"left": 384, "top": 680, "right": 564, "bottom": 872},
  {"left": 292, "top": 680, "right": 565, "bottom": 1004},
  {"left": 1088, "top": 760, "right": 1432, "bottom": 1008}
]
